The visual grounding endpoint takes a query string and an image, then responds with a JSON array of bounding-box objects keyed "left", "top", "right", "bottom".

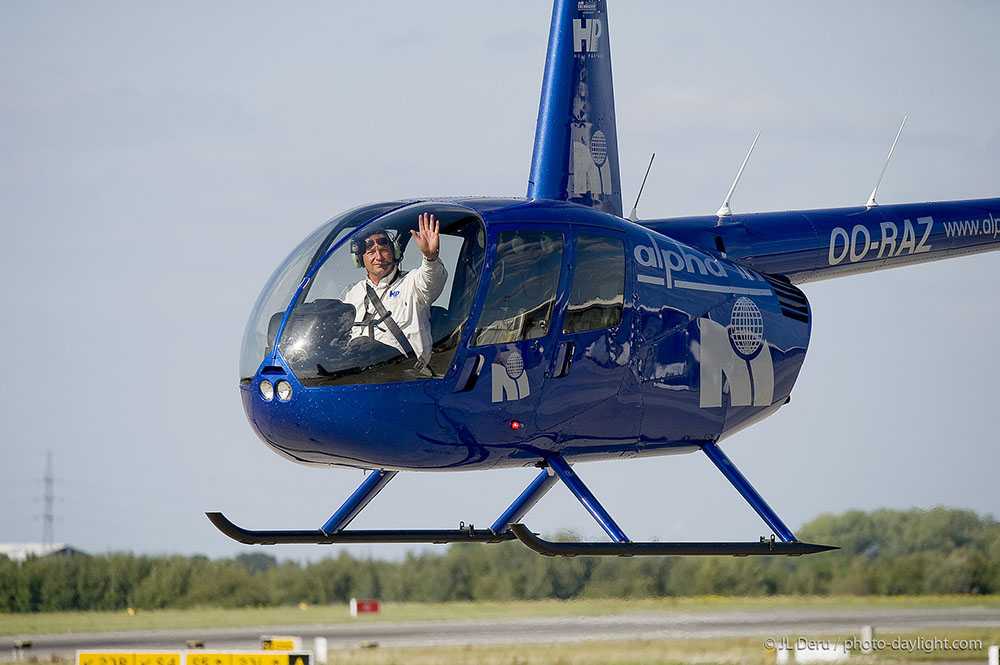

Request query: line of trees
[{"left": 1, "top": 508, "right": 997, "bottom": 612}]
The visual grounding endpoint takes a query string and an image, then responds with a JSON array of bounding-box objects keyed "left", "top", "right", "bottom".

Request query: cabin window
[
  {"left": 473, "top": 230, "right": 564, "bottom": 346},
  {"left": 563, "top": 234, "right": 625, "bottom": 334}
]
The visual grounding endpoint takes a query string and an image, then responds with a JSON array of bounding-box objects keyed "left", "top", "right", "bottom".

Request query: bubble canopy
[{"left": 239, "top": 202, "right": 486, "bottom": 386}]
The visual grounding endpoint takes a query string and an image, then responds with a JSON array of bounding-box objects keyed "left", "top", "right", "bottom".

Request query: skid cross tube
[
  {"left": 547, "top": 455, "right": 629, "bottom": 542},
  {"left": 321, "top": 469, "right": 397, "bottom": 534},
  {"left": 491, "top": 467, "right": 559, "bottom": 534},
  {"left": 700, "top": 441, "right": 797, "bottom": 542}
]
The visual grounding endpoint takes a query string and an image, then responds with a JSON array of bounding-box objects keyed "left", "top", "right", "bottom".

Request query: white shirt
[{"left": 343, "top": 256, "right": 448, "bottom": 364}]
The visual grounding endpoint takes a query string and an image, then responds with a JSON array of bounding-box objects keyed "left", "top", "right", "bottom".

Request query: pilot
[{"left": 343, "top": 212, "right": 447, "bottom": 372}]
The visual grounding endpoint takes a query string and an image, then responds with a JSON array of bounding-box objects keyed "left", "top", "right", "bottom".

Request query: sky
[{"left": 1, "top": 2, "right": 998, "bottom": 562}]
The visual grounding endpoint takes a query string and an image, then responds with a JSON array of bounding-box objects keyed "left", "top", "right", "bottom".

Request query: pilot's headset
[{"left": 350, "top": 226, "right": 403, "bottom": 268}]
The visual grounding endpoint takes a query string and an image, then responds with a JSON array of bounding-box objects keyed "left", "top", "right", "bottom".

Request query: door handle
[
  {"left": 551, "top": 341, "right": 574, "bottom": 378},
  {"left": 453, "top": 354, "right": 484, "bottom": 392}
]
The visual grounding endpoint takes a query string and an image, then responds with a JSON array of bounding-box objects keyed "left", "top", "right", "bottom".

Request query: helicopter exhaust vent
[{"left": 763, "top": 275, "right": 809, "bottom": 324}]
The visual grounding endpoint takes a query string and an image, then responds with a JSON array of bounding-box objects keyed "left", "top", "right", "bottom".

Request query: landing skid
[
  {"left": 208, "top": 443, "right": 837, "bottom": 557},
  {"left": 206, "top": 513, "right": 832, "bottom": 556},
  {"left": 207, "top": 512, "right": 513, "bottom": 545},
  {"left": 508, "top": 524, "right": 835, "bottom": 557}
]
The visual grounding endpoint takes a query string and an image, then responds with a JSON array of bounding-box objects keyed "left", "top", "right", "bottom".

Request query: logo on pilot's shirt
[{"left": 388, "top": 290, "right": 400, "bottom": 298}]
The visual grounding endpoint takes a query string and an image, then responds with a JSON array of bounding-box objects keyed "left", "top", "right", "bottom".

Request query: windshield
[
  {"left": 239, "top": 202, "right": 404, "bottom": 381},
  {"left": 268, "top": 203, "right": 486, "bottom": 386}
]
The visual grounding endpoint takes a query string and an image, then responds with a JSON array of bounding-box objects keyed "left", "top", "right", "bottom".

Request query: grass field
[
  {"left": 2, "top": 597, "right": 997, "bottom": 665},
  {"left": 2, "top": 631, "right": 998, "bottom": 665},
  {"left": 320, "top": 630, "right": 1000, "bottom": 665},
  {"left": 2, "top": 595, "right": 999, "bottom": 636}
]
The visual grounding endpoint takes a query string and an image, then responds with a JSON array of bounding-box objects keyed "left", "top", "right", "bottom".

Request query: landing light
[
  {"left": 259, "top": 380, "right": 274, "bottom": 402},
  {"left": 276, "top": 380, "right": 293, "bottom": 402}
]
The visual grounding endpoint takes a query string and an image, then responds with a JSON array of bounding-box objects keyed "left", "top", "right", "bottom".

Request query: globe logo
[
  {"left": 728, "top": 297, "right": 764, "bottom": 357},
  {"left": 589, "top": 130, "right": 608, "bottom": 166},
  {"left": 503, "top": 351, "right": 525, "bottom": 379}
]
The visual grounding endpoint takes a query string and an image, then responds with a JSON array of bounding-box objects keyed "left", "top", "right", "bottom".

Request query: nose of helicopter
[
  {"left": 242, "top": 364, "right": 371, "bottom": 468},
  {"left": 236, "top": 201, "right": 491, "bottom": 469},
  {"left": 240, "top": 358, "right": 458, "bottom": 470}
]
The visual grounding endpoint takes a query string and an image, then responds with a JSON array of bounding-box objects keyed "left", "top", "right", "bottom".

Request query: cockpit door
[
  {"left": 537, "top": 228, "right": 637, "bottom": 439},
  {"left": 437, "top": 226, "right": 569, "bottom": 453}
]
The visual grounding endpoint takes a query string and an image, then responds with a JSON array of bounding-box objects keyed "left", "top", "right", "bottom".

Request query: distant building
[{"left": 0, "top": 543, "right": 86, "bottom": 563}]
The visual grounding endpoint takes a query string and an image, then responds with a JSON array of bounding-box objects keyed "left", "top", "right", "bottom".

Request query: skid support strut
[
  {"left": 321, "top": 470, "right": 397, "bottom": 534},
  {"left": 491, "top": 467, "right": 559, "bottom": 534},
  {"left": 208, "top": 449, "right": 835, "bottom": 556},
  {"left": 547, "top": 455, "right": 629, "bottom": 542},
  {"left": 700, "top": 441, "right": 796, "bottom": 542},
  {"left": 207, "top": 467, "right": 513, "bottom": 545},
  {"left": 507, "top": 451, "right": 836, "bottom": 556}
]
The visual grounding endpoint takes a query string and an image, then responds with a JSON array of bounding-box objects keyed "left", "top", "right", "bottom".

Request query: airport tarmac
[{"left": 8, "top": 607, "right": 999, "bottom": 658}]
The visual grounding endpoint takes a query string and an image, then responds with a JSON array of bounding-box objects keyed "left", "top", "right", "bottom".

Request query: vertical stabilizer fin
[{"left": 528, "top": 0, "right": 623, "bottom": 217}]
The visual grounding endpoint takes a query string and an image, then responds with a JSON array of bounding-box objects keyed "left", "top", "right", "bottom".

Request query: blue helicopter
[{"left": 209, "top": 0, "right": 1000, "bottom": 557}]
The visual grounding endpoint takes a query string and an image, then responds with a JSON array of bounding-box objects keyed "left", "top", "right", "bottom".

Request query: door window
[
  {"left": 473, "top": 230, "right": 564, "bottom": 346},
  {"left": 563, "top": 233, "right": 625, "bottom": 334}
]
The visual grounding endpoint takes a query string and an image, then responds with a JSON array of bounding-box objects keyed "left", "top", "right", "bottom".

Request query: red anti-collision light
[{"left": 510, "top": 421, "right": 523, "bottom": 430}]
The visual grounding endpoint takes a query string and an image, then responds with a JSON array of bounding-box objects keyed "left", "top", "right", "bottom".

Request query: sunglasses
[{"left": 364, "top": 236, "right": 391, "bottom": 251}]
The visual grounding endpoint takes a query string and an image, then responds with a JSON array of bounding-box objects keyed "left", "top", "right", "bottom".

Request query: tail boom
[{"left": 641, "top": 197, "right": 1000, "bottom": 284}]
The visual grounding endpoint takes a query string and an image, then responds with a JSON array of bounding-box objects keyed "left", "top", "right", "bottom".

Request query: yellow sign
[
  {"left": 79, "top": 653, "right": 180, "bottom": 665},
  {"left": 79, "top": 651, "right": 310, "bottom": 665},
  {"left": 187, "top": 655, "right": 231, "bottom": 665},
  {"left": 137, "top": 655, "right": 181, "bottom": 665},
  {"left": 79, "top": 654, "right": 135, "bottom": 665},
  {"left": 262, "top": 640, "right": 297, "bottom": 651},
  {"left": 189, "top": 654, "right": 288, "bottom": 665}
]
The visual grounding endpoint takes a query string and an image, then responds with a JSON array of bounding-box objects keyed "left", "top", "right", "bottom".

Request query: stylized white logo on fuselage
[
  {"left": 492, "top": 351, "right": 530, "bottom": 403},
  {"left": 632, "top": 238, "right": 770, "bottom": 294},
  {"left": 699, "top": 298, "right": 774, "bottom": 408}
]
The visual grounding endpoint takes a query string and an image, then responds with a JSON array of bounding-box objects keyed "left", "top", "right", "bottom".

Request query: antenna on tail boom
[
  {"left": 865, "top": 115, "right": 907, "bottom": 208},
  {"left": 717, "top": 131, "right": 761, "bottom": 220},
  {"left": 628, "top": 153, "right": 655, "bottom": 221}
]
